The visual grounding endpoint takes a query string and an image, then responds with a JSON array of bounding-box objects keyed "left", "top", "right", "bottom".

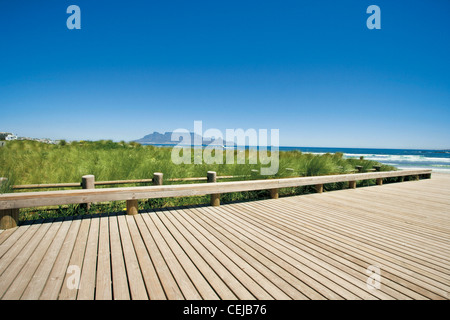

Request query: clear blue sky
[{"left": 1, "top": 0, "right": 449, "bottom": 149}]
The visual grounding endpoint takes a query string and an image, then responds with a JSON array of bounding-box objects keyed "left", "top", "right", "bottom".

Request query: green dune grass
[{"left": 0, "top": 140, "right": 396, "bottom": 221}]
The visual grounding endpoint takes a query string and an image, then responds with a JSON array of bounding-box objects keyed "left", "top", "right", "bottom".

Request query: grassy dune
[{"left": 0, "top": 140, "right": 396, "bottom": 220}]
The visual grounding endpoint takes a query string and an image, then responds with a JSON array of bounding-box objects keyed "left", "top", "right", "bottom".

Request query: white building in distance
[{"left": 5, "top": 134, "right": 18, "bottom": 141}]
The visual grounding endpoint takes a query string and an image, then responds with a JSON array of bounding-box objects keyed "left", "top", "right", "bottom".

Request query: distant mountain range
[{"left": 134, "top": 131, "right": 235, "bottom": 146}]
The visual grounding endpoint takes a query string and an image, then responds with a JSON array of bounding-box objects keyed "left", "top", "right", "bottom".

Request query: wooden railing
[
  {"left": 7, "top": 166, "right": 369, "bottom": 191},
  {"left": 10, "top": 175, "right": 243, "bottom": 190},
  {"left": 0, "top": 168, "right": 432, "bottom": 229}
]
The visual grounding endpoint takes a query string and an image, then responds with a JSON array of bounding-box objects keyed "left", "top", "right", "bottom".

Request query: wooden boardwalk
[{"left": 0, "top": 173, "right": 449, "bottom": 300}]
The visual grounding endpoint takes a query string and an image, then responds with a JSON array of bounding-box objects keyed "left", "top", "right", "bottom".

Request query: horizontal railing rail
[
  {"left": 0, "top": 169, "right": 432, "bottom": 229},
  {"left": 11, "top": 175, "right": 244, "bottom": 190},
  {"left": 9, "top": 165, "right": 367, "bottom": 191}
]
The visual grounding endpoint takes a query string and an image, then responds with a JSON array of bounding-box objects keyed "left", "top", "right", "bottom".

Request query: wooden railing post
[
  {"left": 81, "top": 175, "right": 95, "bottom": 211},
  {"left": 348, "top": 181, "right": 357, "bottom": 189},
  {"left": 126, "top": 200, "right": 138, "bottom": 215},
  {"left": 269, "top": 188, "right": 279, "bottom": 199},
  {"left": 153, "top": 172, "right": 163, "bottom": 186},
  {"left": 127, "top": 172, "right": 164, "bottom": 215},
  {"left": 376, "top": 178, "right": 383, "bottom": 185},
  {"left": 315, "top": 184, "right": 324, "bottom": 193},
  {"left": 0, "top": 178, "right": 19, "bottom": 229},
  {"left": 0, "top": 208, "right": 19, "bottom": 229},
  {"left": 207, "top": 171, "right": 220, "bottom": 206}
]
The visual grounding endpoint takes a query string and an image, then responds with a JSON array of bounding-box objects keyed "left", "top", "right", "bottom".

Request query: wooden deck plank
[
  {"left": 189, "top": 205, "right": 324, "bottom": 300},
  {"left": 357, "top": 183, "right": 450, "bottom": 205},
  {"left": 0, "top": 220, "right": 53, "bottom": 298},
  {"left": 338, "top": 181, "right": 450, "bottom": 211},
  {"left": 210, "top": 202, "right": 395, "bottom": 300},
  {"left": 163, "top": 208, "right": 255, "bottom": 300},
  {"left": 284, "top": 191, "right": 448, "bottom": 251},
  {"left": 125, "top": 215, "right": 166, "bottom": 300},
  {"left": 228, "top": 201, "right": 416, "bottom": 300},
  {"left": 0, "top": 173, "right": 449, "bottom": 300},
  {"left": 117, "top": 214, "right": 148, "bottom": 300},
  {"left": 166, "top": 208, "right": 261, "bottom": 300},
  {"left": 150, "top": 211, "right": 220, "bottom": 300},
  {"left": 179, "top": 207, "right": 283, "bottom": 300},
  {"left": 305, "top": 199, "right": 450, "bottom": 267},
  {"left": 367, "top": 186, "right": 450, "bottom": 204},
  {"left": 327, "top": 190, "right": 450, "bottom": 230},
  {"left": 77, "top": 216, "right": 100, "bottom": 300},
  {"left": 305, "top": 192, "right": 450, "bottom": 248},
  {"left": 39, "top": 217, "right": 82, "bottom": 300},
  {"left": 234, "top": 200, "right": 439, "bottom": 299},
  {"left": 21, "top": 218, "right": 73, "bottom": 300},
  {"left": 280, "top": 196, "right": 450, "bottom": 274},
  {"left": 58, "top": 217, "right": 91, "bottom": 300},
  {"left": 0, "top": 226, "right": 20, "bottom": 247},
  {"left": 187, "top": 205, "right": 326, "bottom": 300},
  {"left": 141, "top": 212, "right": 202, "bottom": 300},
  {"left": 239, "top": 198, "right": 436, "bottom": 298},
  {"left": 134, "top": 214, "right": 184, "bottom": 300},
  {"left": 0, "top": 223, "right": 39, "bottom": 274},
  {"left": 293, "top": 195, "right": 450, "bottom": 272},
  {"left": 109, "top": 214, "right": 130, "bottom": 300},
  {"left": 158, "top": 209, "right": 237, "bottom": 299},
  {"left": 268, "top": 200, "right": 450, "bottom": 290},
  {"left": 286, "top": 195, "right": 450, "bottom": 257},
  {"left": 2, "top": 219, "right": 62, "bottom": 299},
  {"left": 95, "top": 215, "right": 112, "bottom": 300},
  {"left": 171, "top": 207, "right": 276, "bottom": 300},
  {"left": 319, "top": 192, "right": 450, "bottom": 244},
  {"left": 197, "top": 205, "right": 379, "bottom": 300},
  {"left": 0, "top": 219, "right": 51, "bottom": 298},
  {"left": 243, "top": 197, "right": 449, "bottom": 299}
]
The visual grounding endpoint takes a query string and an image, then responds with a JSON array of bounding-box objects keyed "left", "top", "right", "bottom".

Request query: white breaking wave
[
  {"left": 304, "top": 151, "right": 450, "bottom": 174},
  {"left": 305, "top": 152, "right": 450, "bottom": 164},
  {"left": 343, "top": 153, "right": 450, "bottom": 164}
]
